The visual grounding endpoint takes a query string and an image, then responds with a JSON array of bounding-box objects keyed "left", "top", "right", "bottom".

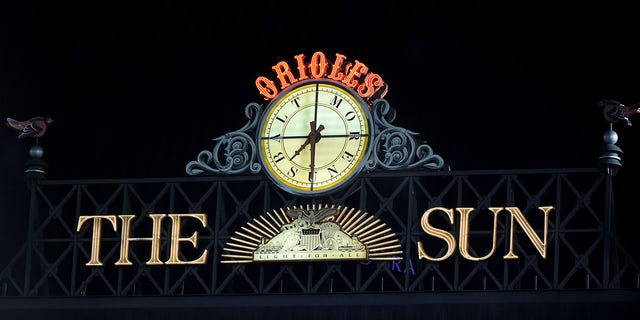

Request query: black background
[{"left": 1, "top": 1, "right": 639, "bottom": 317}]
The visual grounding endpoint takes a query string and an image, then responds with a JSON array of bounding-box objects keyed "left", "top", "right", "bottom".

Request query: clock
[{"left": 258, "top": 79, "right": 373, "bottom": 196}]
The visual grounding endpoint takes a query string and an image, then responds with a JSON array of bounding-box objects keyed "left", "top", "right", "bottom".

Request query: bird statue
[
  {"left": 5, "top": 116, "right": 54, "bottom": 139},
  {"left": 597, "top": 99, "right": 640, "bottom": 126}
]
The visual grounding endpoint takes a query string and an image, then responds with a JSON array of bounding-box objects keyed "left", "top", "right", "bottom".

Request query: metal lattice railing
[{"left": 1, "top": 168, "right": 638, "bottom": 297}]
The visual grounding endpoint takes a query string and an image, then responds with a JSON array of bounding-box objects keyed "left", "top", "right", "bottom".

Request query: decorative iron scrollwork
[
  {"left": 365, "top": 99, "right": 445, "bottom": 171},
  {"left": 186, "top": 103, "right": 263, "bottom": 175},
  {"left": 186, "top": 99, "right": 446, "bottom": 176}
]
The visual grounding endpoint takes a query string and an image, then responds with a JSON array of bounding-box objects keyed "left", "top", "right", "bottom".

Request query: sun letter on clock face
[{"left": 258, "top": 80, "right": 372, "bottom": 196}]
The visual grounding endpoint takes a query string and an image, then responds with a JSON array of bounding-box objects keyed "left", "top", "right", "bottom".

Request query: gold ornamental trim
[{"left": 221, "top": 204, "right": 402, "bottom": 263}]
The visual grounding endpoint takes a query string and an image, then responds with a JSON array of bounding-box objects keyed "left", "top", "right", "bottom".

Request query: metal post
[
  {"left": 405, "top": 177, "right": 415, "bottom": 291},
  {"left": 553, "top": 174, "right": 561, "bottom": 289},
  {"left": 23, "top": 144, "right": 47, "bottom": 296},
  {"left": 598, "top": 125, "right": 623, "bottom": 288},
  {"left": 603, "top": 170, "right": 613, "bottom": 288},
  {"left": 23, "top": 182, "right": 37, "bottom": 295}
]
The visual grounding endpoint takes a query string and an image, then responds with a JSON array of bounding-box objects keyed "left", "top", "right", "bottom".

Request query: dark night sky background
[{"left": 1, "top": 1, "right": 639, "bottom": 270}]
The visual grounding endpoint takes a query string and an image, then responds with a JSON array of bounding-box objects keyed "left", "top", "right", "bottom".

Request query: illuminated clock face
[{"left": 258, "top": 80, "right": 372, "bottom": 196}]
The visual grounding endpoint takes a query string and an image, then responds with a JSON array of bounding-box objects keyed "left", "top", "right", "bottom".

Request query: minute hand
[{"left": 309, "top": 129, "right": 317, "bottom": 190}]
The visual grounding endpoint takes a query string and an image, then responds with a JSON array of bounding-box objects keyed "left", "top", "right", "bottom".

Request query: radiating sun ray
[{"left": 221, "top": 205, "right": 402, "bottom": 263}]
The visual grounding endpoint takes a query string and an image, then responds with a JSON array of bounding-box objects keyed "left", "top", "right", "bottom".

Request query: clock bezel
[{"left": 257, "top": 78, "right": 374, "bottom": 196}]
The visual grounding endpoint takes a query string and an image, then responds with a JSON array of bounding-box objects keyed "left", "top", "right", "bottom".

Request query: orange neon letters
[{"left": 256, "top": 51, "right": 387, "bottom": 103}]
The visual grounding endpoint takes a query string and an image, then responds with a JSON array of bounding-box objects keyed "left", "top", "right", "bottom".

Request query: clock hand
[
  {"left": 290, "top": 122, "right": 325, "bottom": 161},
  {"left": 309, "top": 128, "right": 316, "bottom": 190},
  {"left": 290, "top": 139, "right": 310, "bottom": 160},
  {"left": 290, "top": 121, "right": 315, "bottom": 161},
  {"left": 308, "top": 126, "right": 327, "bottom": 190}
]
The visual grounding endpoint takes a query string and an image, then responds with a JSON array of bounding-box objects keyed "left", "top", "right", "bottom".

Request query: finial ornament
[
  {"left": 597, "top": 100, "right": 639, "bottom": 126},
  {"left": 5, "top": 116, "right": 53, "bottom": 180},
  {"left": 5, "top": 116, "right": 54, "bottom": 139}
]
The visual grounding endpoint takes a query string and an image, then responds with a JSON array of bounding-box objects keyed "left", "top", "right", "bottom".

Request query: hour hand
[
  {"left": 290, "top": 137, "right": 311, "bottom": 160},
  {"left": 290, "top": 121, "right": 324, "bottom": 161}
]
